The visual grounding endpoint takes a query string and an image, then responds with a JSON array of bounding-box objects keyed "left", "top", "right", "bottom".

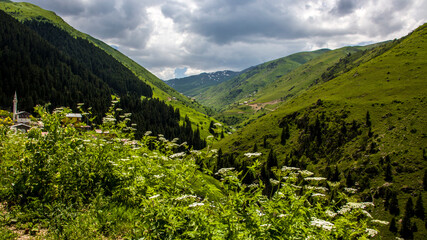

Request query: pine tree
[
  {"left": 252, "top": 143, "right": 258, "bottom": 152},
  {"left": 346, "top": 172, "right": 354, "bottom": 186},
  {"left": 331, "top": 165, "right": 340, "bottom": 182},
  {"left": 415, "top": 194, "right": 425, "bottom": 219},
  {"left": 424, "top": 169, "right": 427, "bottom": 191},
  {"left": 266, "top": 149, "right": 278, "bottom": 169},
  {"left": 366, "top": 111, "right": 371, "bottom": 127},
  {"left": 385, "top": 162, "right": 393, "bottom": 182},
  {"left": 389, "top": 192, "right": 400, "bottom": 216},
  {"left": 389, "top": 217, "right": 397, "bottom": 233},
  {"left": 405, "top": 197, "right": 414, "bottom": 218},
  {"left": 400, "top": 214, "right": 413, "bottom": 239}
]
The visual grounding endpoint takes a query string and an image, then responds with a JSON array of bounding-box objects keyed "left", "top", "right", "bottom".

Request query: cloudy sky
[{"left": 20, "top": 0, "right": 426, "bottom": 80}]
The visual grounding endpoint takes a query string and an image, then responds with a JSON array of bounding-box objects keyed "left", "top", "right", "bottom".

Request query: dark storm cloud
[
  {"left": 331, "top": 0, "right": 359, "bottom": 16},
  {"left": 16, "top": 0, "right": 427, "bottom": 79},
  {"left": 23, "top": 0, "right": 155, "bottom": 48},
  {"left": 162, "top": 0, "right": 311, "bottom": 44}
]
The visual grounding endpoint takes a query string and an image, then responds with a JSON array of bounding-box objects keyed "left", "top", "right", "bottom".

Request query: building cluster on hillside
[{"left": 5, "top": 92, "right": 84, "bottom": 132}]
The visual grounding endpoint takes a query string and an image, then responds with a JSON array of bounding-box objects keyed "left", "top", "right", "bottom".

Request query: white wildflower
[
  {"left": 281, "top": 166, "right": 300, "bottom": 171},
  {"left": 153, "top": 174, "right": 165, "bottom": 179},
  {"left": 310, "top": 217, "right": 335, "bottom": 231},
  {"left": 171, "top": 138, "right": 179, "bottom": 143},
  {"left": 306, "top": 186, "right": 328, "bottom": 192},
  {"left": 176, "top": 195, "right": 197, "bottom": 201},
  {"left": 304, "top": 177, "right": 327, "bottom": 181},
  {"left": 365, "top": 228, "right": 378, "bottom": 237},
  {"left": 207, "top": 135, "right": 214, "bottom": 139},
  {"left": 247, "top": 183, "right": 259, "bottom": 188},
  {"left": 213, "top": 122, "right": 222, "bottom": 127},
  {"left": 270, "top": 179, "right": 280, "bottom": 185},
  {"left": 344, "top": 187, "right": 358, "bottom": 194},
  {"left": 244, "top": 152, "right": 262, "bottom": 158},
  {"left": 149, "top": 194, "right": 160, "bottom": 199},
  {"left": 256, "top": 209, "right": 265, "bottom": 216},
  {"left": 325, "top": 210, "right": 337, "bottom": 218},
  {"left": 312, "top": 193, "right": 326, "bottom": 197},
  {"left": 215, "top": 168, "right": 235, "bottom": 176},
  {"left": 299, "top": 170, "right": 314, "bottom": 177},
  {"left": 188, "top": 202, "right": 204, "bottom": 208},
  {"left": 144, "top": 131, "right": 152, "bottom": 136},
  {"left": 260, "top": 224, "right": 271, "bottom": 228},
  {"left": 190, "top": 150, "right": 201, "bottom": 155},
  {"left": 371, "top": 219, "right": 389, "bottom": 225},
  {"left": 170, "top": 152, "right": 186, "bottom": 159},
  {"left": 362, "top": 210, "right": 373, "bottom": 218}
]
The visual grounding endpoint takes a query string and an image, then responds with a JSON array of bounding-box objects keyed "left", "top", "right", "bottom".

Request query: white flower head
[
  {"left": 170, "top": 152, "right": 186, "bottom": 159},
  {"left": 365, "top": 228, "right": 378, "bottom": 237},
  {"left": 371, "top": 219, "right": 389, "bottom": 225},
  {"left": 244, "top": 152, "right": 262, "bottom": 158},
  {"left": 215, "top": 168, "right": 235, "bottom": 176},
  {"left": 149, "top": 194, "right": 160, "bottom": 199},
  {"left": 188, "top": 202, "right": 204, "bottom": 208},
  {"left": 310, "top": 217, "right": 335, "bottom": 231}
]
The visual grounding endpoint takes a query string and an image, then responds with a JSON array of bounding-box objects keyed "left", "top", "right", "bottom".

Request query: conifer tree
[
  {"left": 389, "top": 192, "right": 400, "bottom": 216},
  {"left": 405, "top": 197, "right": 414, "bottom": 218},
  {"left": 253, "top": 143, "right": 258, "bottom": 152},
  {"left": 385, "top": 162, "right": 393, "bottom": 182},
  {"left": 415, "top": 194, "right": 425, "bottom": 219},
  {"left": 400, "top": 214, "right": 413, "bottom": 239},
  {"left": 424, "top": 169, "right": 427, "bottom": 191},
  {"left": 389, "top": 217, "right": 397, "bottom": 233},
  {"left": 366, "top": 111, "right": 371, "bottom": 127},
  {"left": 331, "top": 165, "right": 340, "bottom": 182},
  {"left": 267, "top": 149, "right": 278, "bottom": 169}
]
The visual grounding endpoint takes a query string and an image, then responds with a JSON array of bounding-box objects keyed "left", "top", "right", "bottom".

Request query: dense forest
[{"left": 0, "top": 10, "right": 205, "bottom": 148}]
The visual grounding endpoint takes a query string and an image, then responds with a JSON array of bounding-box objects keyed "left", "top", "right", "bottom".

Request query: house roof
[
  {"left": 11, "top": 123, "right": 32, "bottom": 129},
  {"left": 16, "top": 111, "right": 31, "bottom": 116}
]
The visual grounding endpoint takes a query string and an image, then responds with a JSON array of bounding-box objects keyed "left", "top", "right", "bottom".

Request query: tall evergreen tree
[
  {"left": 389, "top": 217, "right": 397, "bottom": 233},
  {"left": 389, "top": 192, "right": 400, "bottom": 216},
  {"left": 385, "top": 162, "right": 393, "bottom": 182},
  {"left": 252, "top": 143, "right": 258, "bottom": 152},
  {"left": 366, "top": 111, "right": 371, "bottom": 127},
  {"left": 400, "top": 214, "right": 413, "bottom": 239},
  {"left": 266, "top": 149, "right": 278, "bottom": 169},
  {"left": 405, "top": 197, "right": 414, "bottom": 218},
  {"left": 424, "top": 169, "right": 427, "bottom": 191},
  {"left": 415, "top": 194, "right": 425, "bottom": 219}
]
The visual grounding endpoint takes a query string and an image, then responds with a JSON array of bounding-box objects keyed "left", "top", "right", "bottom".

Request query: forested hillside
[
  {"left": 0, "top": 0, "right": 219, "bottom": 139},
  {"left": 0, "top": 10, "right": 205, "bottom": 147}
]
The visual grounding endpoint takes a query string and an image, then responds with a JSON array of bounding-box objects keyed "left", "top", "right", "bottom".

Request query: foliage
[{"left": 0, "top": 104, "right": 380, "bottom": 239}]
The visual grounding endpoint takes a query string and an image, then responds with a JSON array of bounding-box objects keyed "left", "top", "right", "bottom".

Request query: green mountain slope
[
  {"left": 213, "top": 44, "right": 384, "bottom": 127},
  {"left": 166, "top": 70, "right": 239, "bottom": 97},
  {"left": 0, "top": 1, "right": 217, "bottom": 137},
  {"left": 196, "top": 49, "right": 330, "bottom": 111},
  {"left": 213, "top": 23, "right": 427, "bottom": 239}
]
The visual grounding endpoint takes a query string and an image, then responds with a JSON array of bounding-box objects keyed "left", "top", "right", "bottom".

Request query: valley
[{"left": 0, "top": 1, "right": 426, "bottom": 239}]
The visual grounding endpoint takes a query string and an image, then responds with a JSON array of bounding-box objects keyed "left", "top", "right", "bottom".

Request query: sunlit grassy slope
[
  {"left": 214, "top": 23, "right": 427, "bottom": 239},
  {"left": 214, "top": 43, "right": 384, "bottom": 127},
  {"left": 196, "top": 49, "right": 330, "bottom": 111},
  {"left": 0, "top": 1, "right": 218, "bottom": 137}
]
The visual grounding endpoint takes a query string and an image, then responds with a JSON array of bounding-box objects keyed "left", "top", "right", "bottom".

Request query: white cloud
[{"left": 20, "top": 0, "right": 427, "bottom": 79}]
